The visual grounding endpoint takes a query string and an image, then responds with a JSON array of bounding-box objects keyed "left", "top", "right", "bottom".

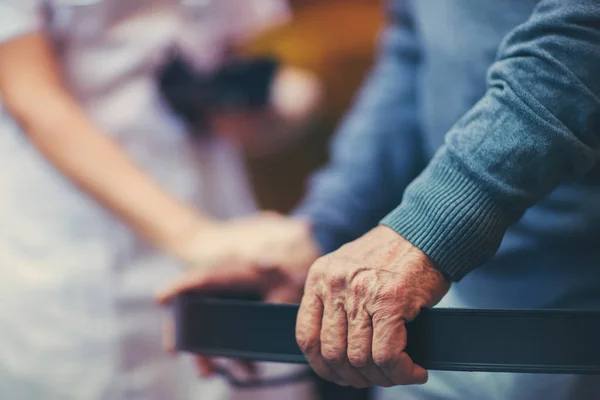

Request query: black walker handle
[{"left": 174, "top": 293, "right": 600, "bottom": 374}]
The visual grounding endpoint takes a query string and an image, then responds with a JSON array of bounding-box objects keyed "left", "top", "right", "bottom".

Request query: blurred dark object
[
  {"left": 157, "top": 54, "right": 280, "bottom": 136},
  {"left": 214, "top": 56, "right": 279, "bottom": 110},
  {"left": 157, "top": 55, "right": 210, "bottom": 133}
]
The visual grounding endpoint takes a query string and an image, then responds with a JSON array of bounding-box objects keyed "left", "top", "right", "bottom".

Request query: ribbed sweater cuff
[{"left": 381, "top": 163, "right": 512, "bottom": 281}]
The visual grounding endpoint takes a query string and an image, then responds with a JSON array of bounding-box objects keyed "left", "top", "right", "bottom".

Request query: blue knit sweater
[{"left": 296, "top": 0, "right": 600, "bottom": 288}]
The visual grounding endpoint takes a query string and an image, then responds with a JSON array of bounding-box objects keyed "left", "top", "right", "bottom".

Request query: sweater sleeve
[
  {"left": 294, "top": 2, "right": 426, "bottom": 254},
  {"left": 381, "top": 0, "right": 600, "bottom": 281}
]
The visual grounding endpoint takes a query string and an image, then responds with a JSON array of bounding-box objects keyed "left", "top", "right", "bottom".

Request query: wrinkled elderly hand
[{"left": 296, "top": 225, "right": 450, "bottom": 388}]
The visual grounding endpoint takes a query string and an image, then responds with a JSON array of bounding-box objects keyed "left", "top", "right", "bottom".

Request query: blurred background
[
  {"left": 221, "top": 4, "right": 383, "bottom": 396},
  {"left": 0, "top": 0, "right": 383, "bottom": 399},
  {"left": 238, "top": 0, "right": 383, "bottom": 213}
]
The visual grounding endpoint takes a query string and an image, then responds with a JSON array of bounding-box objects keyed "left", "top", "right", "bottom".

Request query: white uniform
[{"left": 0, "top": 1, "right": 315, "bottom": 399}]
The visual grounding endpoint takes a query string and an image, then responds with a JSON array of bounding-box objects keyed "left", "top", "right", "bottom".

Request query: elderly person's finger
[
  {"left": 296, "top": 292, "right": 347, "bottom": 386},
  {"left": 372, "top": 312, "right": 427, "bottom": 385},
  {"left": 346, "top": 308, "right": 393, "bottom": 387},
  {"left": 320, "top": 297, "right": 371, "bottom": 388}
]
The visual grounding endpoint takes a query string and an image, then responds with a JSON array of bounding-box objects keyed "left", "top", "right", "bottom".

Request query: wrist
[
  {"left": 374, "top": 225, "right": 451, "bottom": 291},
  {"left": 160, "top": 211, "right": 217, "bottom": 261}
]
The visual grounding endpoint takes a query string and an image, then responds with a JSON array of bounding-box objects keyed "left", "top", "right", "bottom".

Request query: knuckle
[
  {"left": 305, "top": 271, "right": 319, "bottom": 288},
  {"left": 321, "top": 346, "right": 347, "bottom": 367},
  {"left": 373, "top": 352, "right": 399, "bottom": 370},
  {"left": 370, "top": 287, "right": 401, "bottom": 313},
  {"left": 347, "top": 351, "right": 370, "bottom": 369},
  {"left": 349, "top": 273, "right": 372, "bottom": 296},
  {"left": 296, "top": 335, "right": 319, "bottom": 355},
  {"left": 324, "top": 270, "right": 347, "bottom": 291},
  {"left": 378, "top": 285, "right": 400, "bottom": 303}
]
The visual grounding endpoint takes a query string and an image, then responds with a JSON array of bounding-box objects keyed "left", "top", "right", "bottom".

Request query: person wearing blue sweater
[{"left": 159, "top": 0, "right": 600, "bottom": 398}]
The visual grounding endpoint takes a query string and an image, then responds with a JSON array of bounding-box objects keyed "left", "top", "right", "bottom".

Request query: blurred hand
[
  {"left": 296, "top": 225, "right": 450, "bottom": 388},
  {"left": 157, "top": 260, "right": 303, "bottom": 377},
  {"left": 174, "top": 211, "right": 319, "bottom": 275},
  {"left": 157, "top": 212, "right": 321, "bottom": 376}
]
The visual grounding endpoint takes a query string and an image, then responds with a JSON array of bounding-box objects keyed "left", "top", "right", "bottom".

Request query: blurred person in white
[{"left": 0, "top": 0, "right": 318, "bottom": 399}]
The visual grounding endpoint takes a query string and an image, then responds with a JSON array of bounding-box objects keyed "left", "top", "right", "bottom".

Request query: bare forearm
[
  {"left": 0, "top": 34, "right": 209, "bottom": 255},
  {"left": 24, "top": 94, "right": 207, "bottom": 251}
]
